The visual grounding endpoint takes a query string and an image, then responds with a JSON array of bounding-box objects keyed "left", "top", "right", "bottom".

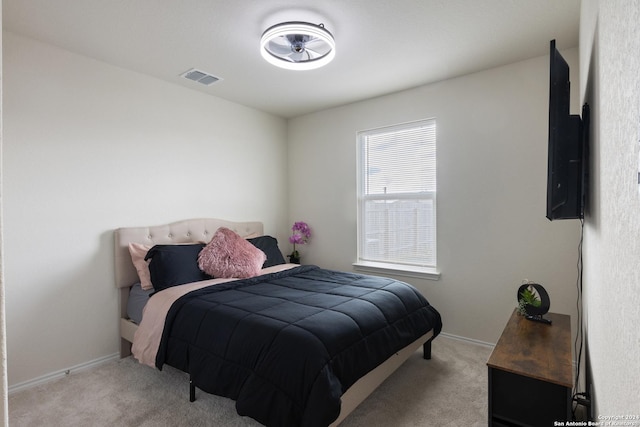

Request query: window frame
[{"left": 354, "top": 119, "right": 440, "bottom": 281}]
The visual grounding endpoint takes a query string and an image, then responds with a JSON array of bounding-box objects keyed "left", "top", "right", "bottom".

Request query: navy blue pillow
[
  {"left": 145, "top": 244, "right": 211, "bottom": 293},
  {"left": 247, "top": 236, "right": 286, "bottom": 268}
]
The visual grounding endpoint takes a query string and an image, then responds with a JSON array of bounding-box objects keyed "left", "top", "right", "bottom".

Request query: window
[{"left": 356, "top": 119, "right": 438, "bottom": 279}]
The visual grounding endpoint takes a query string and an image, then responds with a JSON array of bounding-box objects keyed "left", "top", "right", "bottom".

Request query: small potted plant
[
  {"left": 517, "top": 282, "right": 551, "bottom": 324},
  {"left": 517, "top": 284, "right": 542, "bottom": 316},
  {"left": 288, "top": 221, "right": 311, "bottom": 264}
]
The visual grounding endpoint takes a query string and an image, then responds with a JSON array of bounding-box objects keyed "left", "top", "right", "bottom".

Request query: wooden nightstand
[{"left": 487, "top": 309, "right": 572, "bottom": 426}]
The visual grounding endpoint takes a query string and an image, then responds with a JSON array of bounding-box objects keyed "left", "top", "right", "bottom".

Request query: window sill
[{"left": 352, "top": 261, "right": 441, "bottom": 281}]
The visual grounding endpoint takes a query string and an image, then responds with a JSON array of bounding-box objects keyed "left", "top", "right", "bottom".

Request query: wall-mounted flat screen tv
[{"left": 547, "top": 39, "right": 589, "bottom": 221}]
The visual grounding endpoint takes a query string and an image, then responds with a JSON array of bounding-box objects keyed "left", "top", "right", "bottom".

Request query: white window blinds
[{"left": 357, "top": 119, "right": 437, "bottom": 268}]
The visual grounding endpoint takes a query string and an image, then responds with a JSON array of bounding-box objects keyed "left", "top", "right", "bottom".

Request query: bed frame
[{"left": 114, "top": 218, "right": 435, "bottom": 426}]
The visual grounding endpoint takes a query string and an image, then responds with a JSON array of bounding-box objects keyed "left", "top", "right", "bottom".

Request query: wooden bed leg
[
  {"left": 423, "top": 340, "right": 432, "bottom": 360},
  {"left": 189, "top": 376, "right": 196, "bottom": 402}
]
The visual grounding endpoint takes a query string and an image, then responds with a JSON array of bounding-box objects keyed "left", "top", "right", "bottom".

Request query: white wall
[
  {"left": 0, "top": 1, "right": 10, "bottom": 422},
  {"left": 2, "top": 32, "right": 288, "bottom": 387},
  {"left": 288, "top": 52, "right": 583, "bottom": 344},
  {"left": 580, "top": 0, "right": 640, "bottom": 416}
]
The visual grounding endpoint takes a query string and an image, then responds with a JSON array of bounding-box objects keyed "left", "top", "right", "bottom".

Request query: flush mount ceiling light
[{"left": 260, "top": 21, "right": 335, "bottom": 70}]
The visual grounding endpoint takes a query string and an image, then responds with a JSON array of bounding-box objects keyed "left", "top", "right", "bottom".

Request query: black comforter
[{"left": 156, "top": 265, "right": 442, "bottom": 427}]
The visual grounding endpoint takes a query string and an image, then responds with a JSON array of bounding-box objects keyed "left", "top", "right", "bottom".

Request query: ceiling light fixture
[{"left": 260, "top": 21, "right": 335, "bottom": 71}]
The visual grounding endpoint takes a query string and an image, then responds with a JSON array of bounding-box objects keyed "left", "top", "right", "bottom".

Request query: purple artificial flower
[
  {"left": 289, "top": 221, "right": 311, "bottom": 244},
  {"left": 288, "top": 221, "right": 311, "bottom": 261}
]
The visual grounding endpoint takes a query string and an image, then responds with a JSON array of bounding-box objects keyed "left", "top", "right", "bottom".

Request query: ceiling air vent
[{"left": 180, "top": 68, "right": 222, "bottom": 86}]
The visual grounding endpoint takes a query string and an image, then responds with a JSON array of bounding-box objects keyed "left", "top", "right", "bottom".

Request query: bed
[{"left": 115, "top": 218, "right": 442, "bottom": 426}]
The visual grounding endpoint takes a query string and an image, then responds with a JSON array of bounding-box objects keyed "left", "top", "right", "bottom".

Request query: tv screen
[{"left": 546, "top": 40, "right": 587, "bottom": 221}]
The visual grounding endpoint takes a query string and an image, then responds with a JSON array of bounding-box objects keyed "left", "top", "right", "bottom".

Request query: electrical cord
[{"left": 571, "top": 218, "right": 586, "bottom": 419}]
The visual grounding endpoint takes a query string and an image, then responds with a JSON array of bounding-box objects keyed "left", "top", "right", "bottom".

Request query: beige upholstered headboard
[
  {"left": 114, "top": 218, "right": 264, "bottom": 290},
  {"left": 114, "top": 218, "right": 263, "bottom": 356}
]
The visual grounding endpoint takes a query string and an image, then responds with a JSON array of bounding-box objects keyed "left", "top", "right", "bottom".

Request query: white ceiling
[{"left": 3, "top": 0, "right": 580, "bottom": 119}]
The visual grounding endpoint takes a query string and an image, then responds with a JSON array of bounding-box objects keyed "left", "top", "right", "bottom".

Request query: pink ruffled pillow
[{"left": 198, "top": 227, "right": 266, "bottom": 278}]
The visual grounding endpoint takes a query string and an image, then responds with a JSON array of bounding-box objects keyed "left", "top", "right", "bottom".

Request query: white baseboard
[
  {"left": 8, "top": 352, "right": 119, "bottom": 395},
  {"left": 438, "top": 332, "right": 496, "bottom": 349}
]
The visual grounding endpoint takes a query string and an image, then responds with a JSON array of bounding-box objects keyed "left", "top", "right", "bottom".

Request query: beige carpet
[{"left": 9, "top": 336, "right": 492, "bottom": 426}]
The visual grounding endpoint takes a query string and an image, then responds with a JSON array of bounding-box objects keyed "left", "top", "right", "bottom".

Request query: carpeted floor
[{"left": 8, "top": 336, "right": 492, "bottom": 426}]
